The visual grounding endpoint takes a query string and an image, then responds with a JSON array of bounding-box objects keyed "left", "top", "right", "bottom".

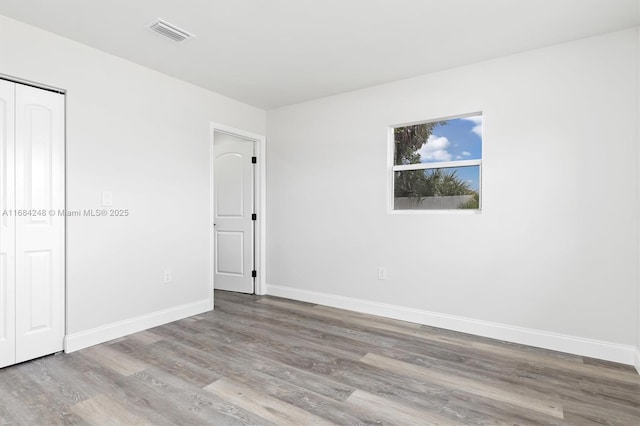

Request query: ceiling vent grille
[{"left": 147, "top": 19, "right": 195, "bottom": 42}]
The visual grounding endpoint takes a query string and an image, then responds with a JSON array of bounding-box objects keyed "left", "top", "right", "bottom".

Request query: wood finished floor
[{"left": 1, "top": 290, "right": 639, "bottom": 425}]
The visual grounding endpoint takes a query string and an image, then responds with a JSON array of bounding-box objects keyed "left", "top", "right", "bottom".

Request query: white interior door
[
  {"left": 214, "top": 131, "right": 255, "bottom": 294},
  {"left": 0, "top": 80, "right": 16, "bottom": 368},
  {"left": 14, "top": 84, "right": 65, "bottom": 363}
]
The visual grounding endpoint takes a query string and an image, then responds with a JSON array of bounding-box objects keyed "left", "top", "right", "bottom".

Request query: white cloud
[
  {"left": 462, "top": 151, "right": 471, "bottom": 156},
  {"left": 419, "top": 135, "right": 452, "bottom": 162},
  {"left": 461, "top": 115, "right": 483, "bottom": 138}
]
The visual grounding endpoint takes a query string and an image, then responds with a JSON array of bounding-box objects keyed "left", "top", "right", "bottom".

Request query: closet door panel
[
  {"left": 14, "top": 84, "right": 64, "bottom": 363},
  {"left": 0, "top": 81, "right": 15, "bottom": 368}
]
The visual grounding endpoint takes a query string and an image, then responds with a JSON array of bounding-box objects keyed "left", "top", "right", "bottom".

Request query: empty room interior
[{"left": 1, "top": 0, "right": 640, "bottom": 424}]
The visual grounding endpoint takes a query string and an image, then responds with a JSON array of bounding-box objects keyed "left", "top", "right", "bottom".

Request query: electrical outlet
[
  {"left": 378, "top": 267, "right": 387, "bottom": 280},
  {"left": 163, "top": 269, "right": 172, "bottom": 283}
]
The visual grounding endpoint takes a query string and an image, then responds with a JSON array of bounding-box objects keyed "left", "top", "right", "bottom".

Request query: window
[{"left": 391, "top": 113, "right": 482, "bottom": 211}]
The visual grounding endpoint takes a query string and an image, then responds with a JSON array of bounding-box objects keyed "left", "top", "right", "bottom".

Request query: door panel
[
  {"left": 214, "top": 131, "right": 254, "bottom": 293},
  {"left": 23, "top": 250, "right": 53, "bottom": 333},
  {"left": 216, "top": 231, "right": 244, "bottom": 275},
  {"left": 0, "top": 81, "right": 16, "bottom": 368},
  {"left": 23, "top": 105, "right": 54, "bottom": 226},
  {"left": 216, "top": 153, "right": 245, "bottom": 217},
  {"left": 14, "top": 84, "right": 64, "bottom": 363}
]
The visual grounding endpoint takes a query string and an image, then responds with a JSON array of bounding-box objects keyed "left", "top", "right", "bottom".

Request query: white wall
[
  {"left": 266, "top": 29, "right": 639, "bottom": 364},
  {"left": 637, "top": 17, "right": 640, "bottom": 372},
  {"left": 0, "top": 15, "right": 265, "bottom": 350}
]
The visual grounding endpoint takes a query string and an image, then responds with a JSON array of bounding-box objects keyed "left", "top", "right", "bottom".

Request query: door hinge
[
  {"left": 251, "top": 213, "right": 257, "bottom": 221},
  {"left": 251, "top": 156, "right": 257, "bottom": 164},
  {"left": 252, "top": 270, "right": 257, "bottom": 278}
]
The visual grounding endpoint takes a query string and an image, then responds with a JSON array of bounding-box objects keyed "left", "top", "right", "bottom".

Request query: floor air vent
[{"left": 147, "top": 19, "right": 195, "bottom": 42}]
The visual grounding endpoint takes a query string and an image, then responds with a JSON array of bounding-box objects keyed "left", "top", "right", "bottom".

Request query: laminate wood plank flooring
[{"left": 0, "top": 290, "right": 638, "bottom": 425}]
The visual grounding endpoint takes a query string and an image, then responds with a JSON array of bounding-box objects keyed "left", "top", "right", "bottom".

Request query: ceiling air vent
[{"left": 147, "top": 19, "right": 195, "bottom": 42}]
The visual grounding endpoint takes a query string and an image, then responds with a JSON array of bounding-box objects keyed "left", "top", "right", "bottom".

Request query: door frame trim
[{"left": 210, "top": 123, "right": 266, "bottom": 297}]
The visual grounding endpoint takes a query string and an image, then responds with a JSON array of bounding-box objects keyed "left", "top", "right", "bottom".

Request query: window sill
[{"left": 389, "top": 208, "right": 482, "bottom": 215}]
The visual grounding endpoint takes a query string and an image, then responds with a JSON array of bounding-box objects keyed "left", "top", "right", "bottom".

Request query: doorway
[{"left": 211, "top": 125, "right": 265, "bottom": 295}]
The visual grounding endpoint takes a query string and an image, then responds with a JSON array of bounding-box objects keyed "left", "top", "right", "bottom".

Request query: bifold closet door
[
  {"left": 14, "top": 84, "right": 65, "bottom": 363},
  {"left": 0, "top": 80, "right": 16, "bottom": 368},
  {"left": 0, "top": 81, "right": 65, "bottom": 367}
]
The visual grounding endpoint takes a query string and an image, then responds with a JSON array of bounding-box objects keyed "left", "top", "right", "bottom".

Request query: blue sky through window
[{"left": 419, "top": 115, "right": 482, "bottom": 191}]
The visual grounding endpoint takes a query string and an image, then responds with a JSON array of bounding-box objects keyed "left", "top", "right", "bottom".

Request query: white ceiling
[{"left": 0, "top": 0, "right": 637, "bottom": 109}]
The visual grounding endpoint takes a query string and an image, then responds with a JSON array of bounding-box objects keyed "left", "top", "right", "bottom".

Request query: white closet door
[
  {"left": 14, "top": 84, "right": 65, "bottom": 363},
  {"left": 0, "top": 81, "right": 16, "bottom": 368}
]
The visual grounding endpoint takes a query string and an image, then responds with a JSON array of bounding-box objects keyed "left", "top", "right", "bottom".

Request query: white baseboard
[
  {"left": 64, "top": 299, "right": 212, "bottom": 353},
  {"left": 266, "top": 284, "right": 637, "bottom": 367}
]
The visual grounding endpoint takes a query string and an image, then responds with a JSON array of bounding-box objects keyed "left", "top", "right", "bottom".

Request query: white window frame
[{"left": 388, "top": 114, "right": 483, "bottom": 214}]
